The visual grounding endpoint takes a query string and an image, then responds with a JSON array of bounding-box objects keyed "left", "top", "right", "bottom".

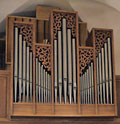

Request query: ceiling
[{"left": 1, "top": 0, "right": 120, "bottom": 74}]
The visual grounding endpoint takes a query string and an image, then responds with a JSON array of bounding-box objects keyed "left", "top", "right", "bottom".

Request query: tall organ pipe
[
  {"left": 14, "top": 27, "right": 18, "bottom": 102},
  {"left": 72, "top": 38, "right": 77, "bottom": 104},
  {"left": 96, "top": 57, "right": 100, "bottom": 104},
  {"left": 54, "top": 40, "right": 58, "bottom": 103},
  {"left": 67, "top": 29, "right": 72, "bottom": 104},
  {"left": 30, "top": 52, "right": 33, "bottom": 102},
  {"left": 107, "top": 38, "right": 113, "bottom": 104},
  {"left": 98, "top": 52, "right": 103, "bottom": 104},
  {"left": 19, "top": 34, "right": 22, "bottom": 102},
  {"left": 104, "top": 42, "right": 109, "bottom": 104},
  {"left": 36, "top": 58, "right": 39, "bottom": 102},
  {"left": 101, "top": 47, "right": 106, "bottom": 104},
  {"left": 58, "top": 31, "right": 62, "bottom": 104},
  {"left": 62, "top": 19, "right": 67, "bottom": 104},
  {"left": 23, "top": 40, "right": 26, "bottom": 102},
  {"left": 38, "top": 62, "right": 41, "bottom": 102}
]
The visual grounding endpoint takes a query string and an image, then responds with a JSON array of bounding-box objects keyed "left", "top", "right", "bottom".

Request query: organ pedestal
[{"left": 5, "top": 6, "right": 117, "bottom": 117}]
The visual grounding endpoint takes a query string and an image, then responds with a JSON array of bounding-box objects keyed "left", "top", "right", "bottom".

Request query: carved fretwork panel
[
  {"left": 53, "top": 12, "right": 76, "bottom": 39},
  {"left": 14, "top": 23, "right": 33, "bottom": 50},
  {"left": 35, "top": 45, "right": 51, "bottom": 71},
  {"left": 94, "top": 29, "right": 112, "bottom": 56},
  {"left": 79, "top": 48, "right": 94, "bottom": 75}
]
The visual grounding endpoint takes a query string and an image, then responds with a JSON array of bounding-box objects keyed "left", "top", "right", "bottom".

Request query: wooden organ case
[{"left": 5, "top": 7, "right": 117, "bottom": 117}]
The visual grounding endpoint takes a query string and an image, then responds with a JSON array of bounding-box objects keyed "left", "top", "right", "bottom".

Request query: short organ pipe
[
  {"left": 35, "top": 55, "right": 51, "bottom": 103},
  {"left": 80, "top": 62, "right": 95, "bottom": 104}
]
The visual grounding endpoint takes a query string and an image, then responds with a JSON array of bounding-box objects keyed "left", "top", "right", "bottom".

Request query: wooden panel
[
  {"left": 37, "top": 20, "right": 44, "bottom": 43},
  {"left": 0, "top": 77, "right": 7, "bottom": 117},
  {"left": 13, "top": 104, "right": 33, "bottom": 115},
  {"left": 116, "top": 75, "right": 120, "bottom": 117},
  {"left": 0, "top": 38, "right": 5, "bottom": 69},
  {"left": 36, "top": 104, "right": 52, "bottom": 115},
  {"left": 37, "top": 20, "right": 49, "bottom": 43},
  {"left": 36, "top": 6, "right": 59, "bottom": 20},
  {"left": 81, "top": 105, "right": 96, "bottom": 115},
  {"left": 6, "top": 17, "right": 14, "bottom": 64},
  {"left": 45, "top": 20, "right": 49, "bottom": 40},
  {"left": 97, "top": 105, "right": 115, "bottom": 116},
  {"left": 55, "top": 104, "right": 78, "bottom": 115},
  {"left": 0, "top": 70, "right": 10, "bottom": 118},
  {"left": 79, "top": 22, "right": 88, "bottom": 46}
]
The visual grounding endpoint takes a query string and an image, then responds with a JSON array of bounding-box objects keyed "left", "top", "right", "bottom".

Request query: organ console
[{"left": 4, "top": 6, "right": 117, "bottom": 117}]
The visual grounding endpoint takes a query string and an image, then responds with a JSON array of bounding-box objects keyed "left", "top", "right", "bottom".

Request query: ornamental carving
[
  {"left": 53, "top": 12, "right": 76, "bottom": 39},
  {"left": 36, "top": 46, "right": 51, "bottom": 71},
  {"left": 95, "top": 29, "right": 112, "bottom": 56},
  {"left": 14, "top": 23, "right": 33, "bottom": 50},
  {"left": 79, "top": 48, "right": 94, "bottom": 75}
]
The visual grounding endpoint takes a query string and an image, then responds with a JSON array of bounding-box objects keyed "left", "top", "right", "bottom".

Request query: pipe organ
[{"left": 5, "top": 7, "right": 117, "bottom": 117}]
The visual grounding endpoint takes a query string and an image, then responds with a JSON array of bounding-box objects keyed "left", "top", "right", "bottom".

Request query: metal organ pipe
[
  {"left": 41, "top": 65, "right": 44, "bottom": 103},
  {"left": 45, "top": 71, "right": 48, "bottom": 102},
  {"left": 62, "top": 19, "right": 67, "bottom": 104},
  {"left": 91, "top": 63, "right": 94, "bottom": 104},
  {"left": 19, "top": 34, "right": 22, "bottom": 102},
  {"left": 14, "top": 27, "right": 18, "bottom": 102},
  {"left": 108, "top": 38, "right": 113, "bottom": 104},
  {"left": 72, "top": 38, "right": 77, "bottom": 104},
  {"left": 98, "top": 52, "right": 103, "bottom": 104},
  {"left": 30, "top": 52, "right": 33, "bottom": 102},
  {"left": 43, "top": 68, "right": 46, "bottom": 103},
  {"left": 36, "top": 58, "right": 39, "bottom": 102},
  {"left": 68, "top": 29, "right": 72, "bottom": 104},
  {"left": 23, "top": 40, "right": 26, "bottom": 102},
  {"left": 58, "top": 31, "right": 62, "bottom": 104},
  {"left": 26, "top": 46, "right": 30, "bottom": 102},
  {"left": 96, "top": 57, "right": 100, "bottom": 104},
  {"left": 101, "top": 47, "right": 106, "bottom": 104},
  {"left": 104, "top": 43, "right": 109, "bottom": 104},
  {"left": 38, "top": 62, "right": 41, "bottom": 102},
  {"left": 54, "top": 40, "right": 57, "bottom": 103}
]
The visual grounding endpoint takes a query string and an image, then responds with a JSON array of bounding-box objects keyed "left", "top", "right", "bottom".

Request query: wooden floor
[{"left": 0, "top": 75, "right": 120, "bottom": 124}]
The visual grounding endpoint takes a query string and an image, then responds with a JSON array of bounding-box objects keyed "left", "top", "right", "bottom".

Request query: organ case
[{"left": 6, "top": 9, "right": 117, "bottom": 117}]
